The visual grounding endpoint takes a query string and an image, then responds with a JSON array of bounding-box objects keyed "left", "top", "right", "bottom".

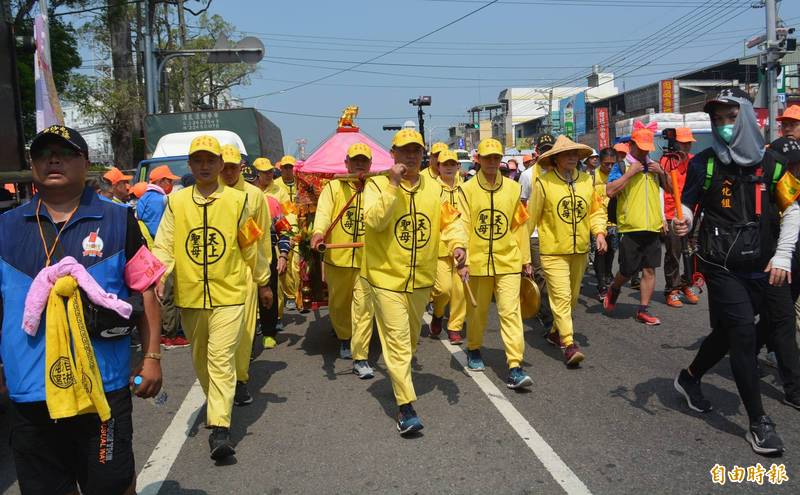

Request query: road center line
[
  {"left": 426, "top": 314, "right": 592, "bottom": 495},
  {"left": 136, "top": 380, "right": 206, "bottom": 495}
]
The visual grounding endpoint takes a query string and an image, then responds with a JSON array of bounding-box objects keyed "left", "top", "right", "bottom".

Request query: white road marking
[
  {"left": 136, "top": 380, "right": 206, "bottom": 495},
  {"left": 426, "top": 314, "right": 592, "bottom": 495}
]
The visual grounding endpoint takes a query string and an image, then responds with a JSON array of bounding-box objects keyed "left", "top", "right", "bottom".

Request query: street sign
[{"left": 206, "top": 33, "right": 265, "bottom": 64}]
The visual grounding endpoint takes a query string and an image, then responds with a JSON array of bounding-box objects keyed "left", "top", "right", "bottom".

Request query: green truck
[{"left": 137, "top": 108, "right": 284, "bottom": 182}]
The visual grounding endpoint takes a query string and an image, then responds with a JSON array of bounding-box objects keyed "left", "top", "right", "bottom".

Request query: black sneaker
[
  {"left": 209, "top": 427, "right": 236, "bottom": 460},
  {"left": 396, "top": 403, "right": 423, "bottom": 436},
  {"left": 630, "top": 277, "right": 641, "bottom": 290},
  {"left": 674, "top": 369, "right": 712, "bottom": 413},
  {"left": 234, "top": 381, "right": 253, "bottom": 406},
  {"left": 746, "top": 416, "right": 785, "bottom": 455},
  {"left": 783, "top": 393, "right": 800, "bottom": 411}
]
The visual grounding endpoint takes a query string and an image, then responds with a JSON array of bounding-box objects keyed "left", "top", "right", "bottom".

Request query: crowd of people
[{"left": 2, "top": 88, "right": 800, "bottom": 493}]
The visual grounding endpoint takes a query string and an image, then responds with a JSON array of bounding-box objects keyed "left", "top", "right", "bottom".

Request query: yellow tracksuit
[
  {"left": 231, "top": 178, "right": 273, "bottom": 383},
  {"left": 313, "top": 179, "right": 374, "bottom": 359},
  {"left": 153, "top": 184, "right": 269, "bottom": 428},
  {"left": 431, "top": 176, "right": 467, "bottom": 331},
  {"left": 528, "top": 168, "right": 607, "bottom": 347},
  {"left": 275, "top": 177, "right": 300, "bottom": 302},
  {"left": 461, "top": 171, "right": 531, "bottom": 368},
  {"left": 263, "top": 182, "right": 294, "bottom": 316},
  {"left": 362, "top": 175, "right": 465, "bottom": 405}
]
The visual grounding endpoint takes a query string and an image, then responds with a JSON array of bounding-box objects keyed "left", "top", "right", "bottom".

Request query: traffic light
[{"left": 463, "top": 122, "right": 479, "bottom": 129}]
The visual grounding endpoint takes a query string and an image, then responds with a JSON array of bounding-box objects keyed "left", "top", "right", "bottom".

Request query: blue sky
[{"left": 73, "top": 0, "right": 800, "bottom": 154}]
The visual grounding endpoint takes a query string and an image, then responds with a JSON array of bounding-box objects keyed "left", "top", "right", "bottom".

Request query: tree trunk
[
  {"left": 106, "top": 2, "right": 135, "bottom": 169},
  {"left": 178, "top": 0, "right": 191, "bottom": 112}
]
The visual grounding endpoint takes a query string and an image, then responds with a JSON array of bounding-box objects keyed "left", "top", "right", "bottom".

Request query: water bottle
[{"left": 133, "top": 376, "right": 168, "bottom": 407}]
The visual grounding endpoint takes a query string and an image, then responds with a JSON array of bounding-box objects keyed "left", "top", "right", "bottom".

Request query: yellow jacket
[
  {"left": 461, "top": 171, "right": 532, "bottom": 276},
  {"left": 264, "top": 181, "right": 290, "bottom": 206},
  {"left": 362, "top": 174, "right": 466, "bottom": 293},
  {"left": 528, "top": 168, "right": 607, "bottom": 256},
  {"left": 421, "top": 167, "right": 437, "bottom": 181},
  {"left": 230, "top": 176, "right": 273, "bottom": 274},
  {"left": 611, "top": 157, "right": 663, "bottom": 233},
  {"left": 595, "top": 168, "right": 609, "bottom": 186},
  {"left": 274, "top": 177, "right": 297, "bottom": 203},
  {"left": 437, "top": 175, "right": 465, "bottom": 258},
  {"left": 152, "top": 185, "right": 269, "bottom": 309},
  {"left": 313, "top": 179, "right": 365, "bottom": 268}
]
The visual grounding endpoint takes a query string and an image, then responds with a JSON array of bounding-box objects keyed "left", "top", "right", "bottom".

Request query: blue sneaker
[
  {"left": 467, "top": 349, "right": 485, "bottom": 371},
  {"left": 397, "top": 404, "right": 423, "bottom": 435},
  {"left": 285, "top": 299, "right": 297, "bottom": 311},
  {"left": 507, "top": 367, "right": 533, "bottom": 389}
]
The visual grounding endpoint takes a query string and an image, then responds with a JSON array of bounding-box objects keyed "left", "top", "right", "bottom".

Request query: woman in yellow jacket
[
  {"left": 220, "top": 145, "right": 273, "bottom": 406},
  {"left": 459, "top": 138, "right": 533, "bottom": 389},
  {"left": 310, "top": 143, "right": 376, "bottom": 378},
  {"left": 153, "top": 135, "right": 272, "bottom": 460},
  {"left": 528, "top": 135, "right": 608, "bottom": 367},
  {"left": 275, "top": 155, "right": 300, "bottom": 311},
  {"left": 362, "top": 129, "right": 466, "bottom": 435},
  {"left": 430, "top": 149, "right": 468, "bottom": 345}
]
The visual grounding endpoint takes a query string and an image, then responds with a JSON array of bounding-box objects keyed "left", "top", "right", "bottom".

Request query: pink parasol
[{"left": 295, "top": 128, "right": 393, "bottom": 174}]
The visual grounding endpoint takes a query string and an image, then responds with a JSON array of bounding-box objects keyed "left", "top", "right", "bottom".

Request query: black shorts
[
  {"left": 618, "top": 231, "right": 662, "bottom": 277},
  {"left": 8, "top": 388, "right": 135, "bottom": 495}
]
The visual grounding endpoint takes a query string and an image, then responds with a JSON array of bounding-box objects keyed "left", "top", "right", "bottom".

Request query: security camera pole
[{"left": 409, "top": 96, "right": 431, "bottom": 147}]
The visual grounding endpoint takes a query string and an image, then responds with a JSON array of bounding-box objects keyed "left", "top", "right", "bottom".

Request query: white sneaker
[
  {"left": 339, "top": 340, "right": 352, "bottom": 360},
  {"left": 353, "top": 360, "right": 374, "bottom": 379}
]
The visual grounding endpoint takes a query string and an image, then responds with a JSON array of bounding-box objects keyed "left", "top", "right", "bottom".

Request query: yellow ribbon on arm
[
  {"left": 238, "top": 216, "right": 264, "bottom": 247},
  {"left": 44, "top": 276, "right": 111, "bottom": 422},
  {"left": 776, "top": 171, "right": 800, "bottom": 213},
  {"left": 439, "top": 201, "right": 461, "bottom": 230},
  {"left": 511, "top": 201, "right": 530, "bottom": 231}
]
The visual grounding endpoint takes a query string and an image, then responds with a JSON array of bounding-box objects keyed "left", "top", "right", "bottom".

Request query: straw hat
[
  {"left": 535, "top": 135, "right": 594, "bottom": 169},
  {"left": 520, "top": 277, "right": 541, "bottom": 320}
]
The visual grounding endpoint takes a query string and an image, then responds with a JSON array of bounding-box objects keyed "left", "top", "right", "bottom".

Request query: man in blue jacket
[{"left": 0, "top": 125, "right": 163, "bottom": 495}]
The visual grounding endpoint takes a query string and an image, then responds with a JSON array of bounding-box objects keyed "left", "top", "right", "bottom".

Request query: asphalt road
[{"left": 2, "top": 267, "right": 799, "bottom": 494}]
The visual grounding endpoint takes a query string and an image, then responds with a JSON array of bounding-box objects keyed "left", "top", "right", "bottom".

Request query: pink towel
[{"left": 23, "top": 257, "right": 133, "bottom": 336}]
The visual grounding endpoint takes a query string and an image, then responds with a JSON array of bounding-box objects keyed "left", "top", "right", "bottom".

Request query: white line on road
[
  {"left": 136, "top": 380, "right": 206, "bottom": 495},
  {"left": 427, "top": 315, "right": 592, "bottom": 495}
]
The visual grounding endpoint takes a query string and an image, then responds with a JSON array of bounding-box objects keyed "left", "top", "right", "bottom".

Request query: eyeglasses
[{"left": 31, "top": 146, "right": 83, "bottom": 161}]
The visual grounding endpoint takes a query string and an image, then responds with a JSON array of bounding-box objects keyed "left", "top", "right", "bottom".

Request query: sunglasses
[{"left": 31, "top": 146, "right": 83, "bottom": 161}]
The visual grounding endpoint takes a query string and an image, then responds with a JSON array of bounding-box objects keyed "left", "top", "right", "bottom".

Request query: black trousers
[
  {"left": 689, "top": 264, "right": 800, "bottom": 421},
  {"left": 594, "top": 227, "right": 618, "bottom": 290},
  {"left": 259, "top": 251, "right": 280, "bottom": 338}
]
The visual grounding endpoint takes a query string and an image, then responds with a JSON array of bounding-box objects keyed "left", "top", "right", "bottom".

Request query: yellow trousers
[
  {"left": 234, "top": 278, "right": 258, "bottom": 383},
  {"left": 325, "top": 264, "right": 375, "bottom": 360},
  {"left": 279, "top": 250, "right": 300, "bottom": 302},
  {"left": 431, "top": 257, "right": 466, "bottom": 331},
  {"left": 181, "top": 305, "right": 245, "bottom": 428},
  {"left": 370, "top": 284, "right": 430, "bottom": 405},
  {"left": 466, "top": 274, "right": 524, "bottom": 368},
  {"left": 540, "top": 254, "right": 588, "bottom": 347}
]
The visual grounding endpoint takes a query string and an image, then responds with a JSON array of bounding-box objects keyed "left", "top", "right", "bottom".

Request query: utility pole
[
  {"left": 177, "top": 0, "right": 191, "bottom": 112},
  {"left": 545, "top": 88, "right": 553, "bottom": 134},
  {"left": 765, "top": 0, "right": 779, "bottom": 141},
  {"left": 144, "top": 1, "right": 156, "bottom": 114}
]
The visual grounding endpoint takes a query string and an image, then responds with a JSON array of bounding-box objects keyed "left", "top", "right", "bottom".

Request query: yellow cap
[
  {"left": 347, "top": 142, "right": 372, "bottom": 159},
  {"left": 392, "top": 129, "right": 424, "bottom": 148},
  {"left": 438, "top": 149, "right": 459, "bottom": 164},
  {"left": 477, "top": 138, "right": 503, "bottom": 157},
  {"left": 253, "top": 157, "right": 274, "bottom": 172},
  {"left": 280, "top": 155, "right": 297, "bottom": 167},
  {"left": 220, "top": 144, "right": 242, "bottom": 165},
  {"left": 431, "top": 142, "right": 448, "bottom": 155},
  {"left": 189, "top": 135, "right": 222, "bottom": 156}
]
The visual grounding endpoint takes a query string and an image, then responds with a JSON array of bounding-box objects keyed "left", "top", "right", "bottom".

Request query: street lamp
[{"left": 409, "top": 96, "right": 431, "bottom": 146}]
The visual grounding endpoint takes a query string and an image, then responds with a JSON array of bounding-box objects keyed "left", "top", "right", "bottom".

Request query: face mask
[{"left": 716, "top": 124, "right": 735, "bottom": 144}]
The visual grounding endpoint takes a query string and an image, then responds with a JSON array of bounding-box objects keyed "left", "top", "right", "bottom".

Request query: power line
[
  {"left": 242, "top": 0, "right": 502, "bottom": 100},
  {"left": 255, "top": 108, "right": 467, "bottom": 120},
  {"left": 426, "top": 0, "right": 749, "bottom": 6}
]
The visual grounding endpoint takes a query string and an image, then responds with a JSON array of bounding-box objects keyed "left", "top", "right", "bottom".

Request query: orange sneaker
[
  {"left": 666, "top": 290, "right": 683, "bottom": 308},
  {"left": 682, "top": 286, "right": 700, "bottom": 305}
]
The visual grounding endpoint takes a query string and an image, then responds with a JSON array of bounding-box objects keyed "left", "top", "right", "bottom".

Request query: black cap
[
  {"left": 770, "top": 137, "right": 800, "bottom": 164},
  {"left": 30, "top": 125, "right": 89, "bottom": 157},
  {"left": 703, "top": 87, "right": 751, "bottom": 113},
  {"left": 536, "top": 133, "right": 556, "bottom": 153},
  {"left": 241, "top": 164, "right": 258, "bottom": 183}
]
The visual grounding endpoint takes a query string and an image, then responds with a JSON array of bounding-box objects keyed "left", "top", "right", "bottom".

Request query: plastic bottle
[{"left": 133, "top": 376, "right": 168, "bottom": 406}]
